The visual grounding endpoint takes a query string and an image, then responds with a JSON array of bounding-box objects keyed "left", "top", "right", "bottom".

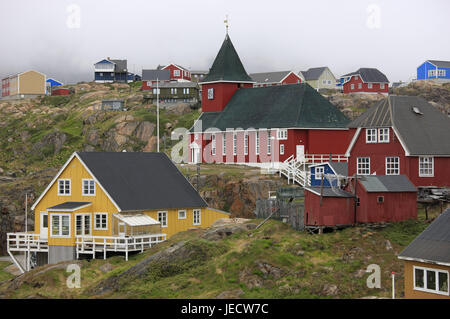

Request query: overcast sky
[{"left": 0, "top": 0, "right": 449, "bottom": 84}]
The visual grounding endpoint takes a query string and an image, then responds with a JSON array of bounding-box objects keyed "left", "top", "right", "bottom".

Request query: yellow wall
[
  {"left": 403, "top": 260, "right": 450, "bottom": 299},
  {"left": 144, "top": 207, "right": 229, "bottom": 238},
  {"left": 18, "top": 70, "right": 45, "bottom": 95}
]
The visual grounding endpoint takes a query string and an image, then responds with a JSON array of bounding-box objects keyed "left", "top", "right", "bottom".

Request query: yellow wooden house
[{"left": 7, "top": 152, "right": 229, "bottom": 272}]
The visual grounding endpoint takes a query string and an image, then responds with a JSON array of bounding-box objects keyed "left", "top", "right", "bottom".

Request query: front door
[
  {"left": 296, "top": 145, "right": 305, "bottom": 161},
  {"left": 40, "top": 212, "right": 48, "bottom": 239}
]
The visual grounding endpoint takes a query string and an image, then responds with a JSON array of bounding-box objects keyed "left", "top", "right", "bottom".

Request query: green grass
[{"left": 0, "top": 261, "right": 14, "bottom": 283}]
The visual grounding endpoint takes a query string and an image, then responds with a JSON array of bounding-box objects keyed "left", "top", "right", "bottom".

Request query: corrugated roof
[
  {"left": 398, "top": 208, "right": 450, "bottom": 265},
  {"left": 329, "top": 162, "right": 348, "bottom": 176},
  {"left": 191, "top": 84, "right": 349, "bottom": 132},
  {"left": 77, "top": 152, "right": 207, "bottom": 211},
  {"left": 305, "top": 187, "right": 354, "bottom": 198},
  {"left": 348, "top": 96, "right": 450, "bottom": 155},
  {"left": 201, "top": 34, "right": 254, "bottom": 83},
  {"left": 358, "top": 175, "right": 417, "bottom": 193},
  {"left": 115, "top": 213, "right": 160, "bottom": 226},
  {"left": 428, "top": 60, "right": 450, "bottom": 68},
  {"left": 142, "top": 69, "right": 170, "bottom": 81},
  {"left": 250, "top": 71, "right": 292, "bottom": 83},
  {"left": 47, "top": 201, "right": 92, "bottom": 211}
]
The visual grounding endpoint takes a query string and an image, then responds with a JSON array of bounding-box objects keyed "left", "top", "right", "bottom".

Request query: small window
[
  {"left": 94, "top": 213, "right": 108, "bottom": 230},
  {"left": 419, "top": 157, "right": 434, "bottom": 177},
  {"left": 414, "top": 266, "right": 449, "bottom": 295},
  {"left": 368, "top": 83, "right": 373, "bottom": 89},
  {"left": 377, "top": 196, "right": 384, "bottom": 203},
  {"left": 211, "top": 134, "right": 216, "bottom": 156},
  {"left": 357, "top": 157, "right": 370, "bottom": 175},
  {"left": 208, "top": 88, "right": 214, "bottom": 100},
  {"left": 158, "top": 211, "right": 168, "bottom": 227},
  {"left": 178, "top": 210, "right": 186, "bottom": 219},
  {"left": 244, "top": 133, "right": 249, "bottom": 155},
  {"left": 315, "top": 166, "right": 324, "bottom": 179},
  {"left": 380, "top": 83, "right": 385, "bottom": 89},
  {"left": 386, "top": 157, "right": 400, "bottom": 175},
  {"left": 82, "top": 179, "right": 95, "bottom": 196},
  {"left": 378, "top": 128, "right": 389, "bottom": 143},
  {"left": 277, "top": 129, "right": 288, "bottom": 140},
  {"left": 222, "top": 132, "right": 226, "bottom": 155},
  {"left": 58, "top": 179, "right": 71, "bottom": 195},
  {"left": 193, "top": 209, "right": 201, "bottom": 225},
  {"left": 174, "top": 70, "right": 180, "bottom": 77},
  {"left": 356, "top": 197, "right": 360, "bottom": 206},
  {"left": 358, "top": 83, "right": 362, "bottom": 89},
  {"left": 280, "top": 144, "right": 284, "bottom": 155},
  {"left": 366, "top": 129, "right": 377, "bottom": 143},
  {"left": 351, "top": 84, "right": 355, "bottom": 90},
  {"left": 233, "top": 133, "right": 237, "bottom": 155}
]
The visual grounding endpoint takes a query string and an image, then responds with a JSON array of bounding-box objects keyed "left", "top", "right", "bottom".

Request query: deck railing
[
  {"left": 76, "top": 233, "right": 167, "bottom": 261},
  {"left": 7, "top": 232, "right": 49, "bottom": 253}
]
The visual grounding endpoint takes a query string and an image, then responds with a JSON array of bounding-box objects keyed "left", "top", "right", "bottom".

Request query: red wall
[
  {"left": 343, "top": 75, "right": 388, "bottom": 94},
  {"left": 201, "top": 82, "right": 252, "bottom": 113},
  {"left": 282, "top": 72, "right": 302, "bottom": 85},
  {"left": 348, "top": 128, "right": 450, "bottom": 187},
  {"left": 163, "top": 64, "right": 191, "bottom": 81},
  {"left": 307, "top": 130, "right": 351, "bottom": 155},
  {"left": 304, "top": 191, "right": 355, "bottom": 226},
  {"left": 51, "top": 88, "right": 70, "bottom": 96},
  {"left": 1, "top": 78, "right": 9, "bottom": 97}
]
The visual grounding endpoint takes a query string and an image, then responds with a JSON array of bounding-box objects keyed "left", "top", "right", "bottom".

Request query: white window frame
[
  {"left": 158, "top": 211, "right": 168, "bottom": 228},
  {"left": 256, "top": 131, "right": 260, "bottom": 155},
  {"left": 57, "top": 179, "right": 71, "bottom": 196},
  {"left": 267, "top": 130, "right": 271, "bottom": 155},
  {"left": 280, "top": 144, "right": 284, "bottom": 155},
  {"left": 208, "top": 88, "right": 214, "bottom": 100},
  {"left": 50, "top": 214, "right": 71, "bottom": 238},
  {"left": 211, "top": 134, "right": 216, "bottom": 156},
  {"left": 82, "top": 179, "right": 96, "bottom": 196},
  {"left": 413, "top": 266, "right": 449, "bottom": 296},
  {"left": 419, "top": 157, "right": 434, "bottom": 177},
  {"left": 385, "top": 157, "right": 400, "bottom": 175},
  {"left": 94, "top": 213, "right": 108, "bottom": 230},
  {"left": 351, "top": 84, "right": 355, "bottom": 90},
  {"left": 178, "top": 210, "right": 186, "bottom": 220},
  {"left": 193, "top": 209, "right": 201, "bottom": 225},
  {"left": 378, "top": 128, "right": 389, "bottom": 143},
  {"left": 380, "top": 83, "right": 385, "bottom": 89},
  {"left": 368, "top": 83, "right": 373, "bottom": 89},
  {"left": 173, "top": 69, "right": 180, "bottom": 77},
  {"left": 358, "top": 83, "right": 362, "bottom": 89},
  {"left": 315, "top": 166, "right": 324, "bottom": 179},
  {"left": 366, "top": 129, "right": 377, "bottom": 143},
  {"left": 357, "top": 157, "right": 370, "bottom": 175},
  {"left": 277, "top": 129, "right": 288, "bottom": 140},
  {"left": 233, "top": 132, "right": 237, "bottom": 155},
  {"left": 244, "top": 133, "right": 248, "bottom": 155},
  {"left": 75, "top": 213, "right": 92, "bottom": 236},
  {"left": 222, "top": 132, "right": 226, "bottom": 155}
]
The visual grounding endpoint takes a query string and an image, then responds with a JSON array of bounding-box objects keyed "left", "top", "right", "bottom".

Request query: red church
[
  {"left": 345, "top": 95, "right": 450, "bottom": 188},
  {"left": 189, "top": 32, "right": 351, "bottom": 169},
  {"left": 341, "top": 68, "right": 389, "bottom": 94}
]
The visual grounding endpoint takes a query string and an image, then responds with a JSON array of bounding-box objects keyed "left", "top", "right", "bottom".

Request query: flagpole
[{"left": 157, "top": 78, "right": 159, "bottom": 152}]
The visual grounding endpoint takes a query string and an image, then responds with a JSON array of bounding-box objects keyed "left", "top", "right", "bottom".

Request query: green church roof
[
  {"left": 191, "top": 83, "right": 350, "bottom": 132},
  {"left": 201, "top": 34, "right": 254, "bottom": 83}
]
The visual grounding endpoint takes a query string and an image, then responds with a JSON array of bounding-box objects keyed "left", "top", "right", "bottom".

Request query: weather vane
[{"left": 224, "top": 15, "right": 229, "bottom": 34}]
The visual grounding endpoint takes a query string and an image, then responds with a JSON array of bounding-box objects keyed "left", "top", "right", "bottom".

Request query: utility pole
[
  {"left": 354, "top": 174, "right": 358, "bottom": 225},
  {"left": 25, "top": 193, "right": 28, "bottom": 233},
  {"left": 157, "top": 78, "right": 160, "bottom": 152}
]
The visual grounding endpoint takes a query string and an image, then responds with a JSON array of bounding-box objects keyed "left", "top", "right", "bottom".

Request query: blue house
[
  {"left": 417, "top": 60, "right": 450, "bottom": 83},
  {"left": 94, "top": 58, "right": 136, "bottom": 83},
  {"left": 46, "top": 78, "right": 63, "bottom": 95},
  {"left": 309, "top": 162, "right": 348, "bottom": 187}
]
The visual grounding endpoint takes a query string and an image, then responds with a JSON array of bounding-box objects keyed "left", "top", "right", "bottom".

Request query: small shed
[
  {"left": 354, "top": 175, "right": 417, "bottom": 223},
  {"left": 304, "top": 186, "right": 355, "bottom": 227},
  {"left": 102, "top": 99, "right": 125, "bottom": 111},
  {"left": 309, "top": 162, "right": 348, "bottom": 187},
  {"left": 51, "top": 87, "right": 70, "bottom": 96}
]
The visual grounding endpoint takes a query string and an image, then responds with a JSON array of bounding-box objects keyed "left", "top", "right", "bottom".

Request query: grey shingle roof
[
  {"left": 305, "top": 187, "right": 354, "bottom": 198},
  {"left": 343, "top": 68, "right": 389, "bottom": 83},
  {"left": 358, "top": 175, "right": 417, "bottom": 193},
  {"left": 142, "top": 69, "right": 170, "bottom": 81},
  {"left": 348, "top": 95, "right": 450, "bottom": 155},
  {"left": 398, "top": 208, "right": 450, "bottom": 265},
  {"left": 111, "top": 59, "right": 128, "bottom": 73},
  {"left": 250, "top": 71, "right": 292, "bottom": 84},
  {"left": 77, "top": 152, "right": 207, "bottom": 211},
  {"left": 300, "top": 67, "right": 328, "bottom": 81},
  {"left": 191, "top": 84, "right": 349, "bottom": 132},
  {"left": 428, "top": 60, "right": 450, "bottom": 68},
  {"left": 47, "top": 201, "right": 92, "bottom": 211}
]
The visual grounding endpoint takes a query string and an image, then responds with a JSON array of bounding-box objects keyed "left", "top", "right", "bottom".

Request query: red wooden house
[
  {"left": 304, "top": 174, "right": 417, "bottom": 227},
  {"left": 250, "top": 71, "right": 303, "bottom": 88},
  {"left": 346, "top": 95, "right": 450, "bottom": 187},
  {"left": 341, "top": 68, "right": 389, "bottom": 94},
  {"left": 159, "top": 63, "right": 191, "bottom": 82},
  {"left": 141, "top": 69, "right": 171, "bottom": 91},
  {"left": 189, "top": 33, "right": 351, "bottom": 168}
]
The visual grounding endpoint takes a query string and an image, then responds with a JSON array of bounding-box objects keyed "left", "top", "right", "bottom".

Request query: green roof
[
  {"left": 201, "top": 34, "right": 254, "bottom": 83},
  {"left": 192, "top": 83, "right": 350, "bottom": 132}
]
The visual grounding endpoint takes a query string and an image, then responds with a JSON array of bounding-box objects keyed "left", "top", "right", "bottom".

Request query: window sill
[{"left": 413, "top": 287, "right": 449, "bottom": 296}]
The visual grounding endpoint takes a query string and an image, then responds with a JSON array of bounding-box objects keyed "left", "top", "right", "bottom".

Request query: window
[
  {"left": 267, "top": 130, "right": 271, "bottom": 155},
  {"left": 256, "top": 131, "right": 260, "bottom": 155},
  {"left": 366, "top": 129, "right": 377, "bottom": 143},
  {"left": 147, "top": 81, "right": 151, "bottom": 86},
  {"left": 378, "top": 128, "right": 389, "bottom": 143},
  {"left": 315, "top": 166, "right": 324, "bottom": 179},
  {"left": 354, "top": 75, "right": 359, "bottom": 80},
  {"left": 76, "top": 214, "right": 91, "bottom": 236},
  {"left": 211, "top": 134, "right": 216, "bottom": 156},
  {"left": 386, "top": 157, "right": 400, "bottom": 175},
  {"left": 153, "top": 88, "right": 160, "bottom": 94},
  {"left": 233, "top": 133, "right": 237, "bottom": 155},
  {"left": 356, "top": 197, "right": 360, "bottom": 206},
  {"left": 351, "top": 84, "right": 355, "bottom": 90},
  {"left": 94, "top": 213, "right": 108, "bottom": 230},
  {"left": 277, "top": 129, "right": 288, "bottom": 140},
  {"left": 178, "top": 210, "right": 186, "bottom": 219},
  {"left": 244, "top": 133, "right": 248, "bottom": 155},
  {"left": 438, "top": 69, "right": 446, "bottom": 77},
  {"left": 193, "top": 209, "right": 201, "bottom": 225},
  {"left": 377, "top": 196, "right": 384, "bottom": 203},
  {"left": 322, "top": 80, "right": 326, "bottom": 85},
  {"left": 174, "top": 70, "right": 180, "bottom": 77},
  {"left": 368, "top": 83, "right": 373, "bottom": 89},
  {"left": 208, "top": 88, "right": 214, "bottom": 100},
  {"left": 327, "top": 80, "right": 331, "bottom": 85},
  {"left": 222, "top": 132, "right": 226, "bottom": 155},
  {"left": 357, "top": 157, "right": 370, "bottom": 175},
  {"left": 158, "top": 211, "right": 168, "bottom": 228},
  {"left": 414, "top": 266, "right": 449, "bottom": 295},
  {"left": 428, "top": 70, "right": 436, "bottom": 77},
  {"left": 419, "top": 157, "right": 434, "bottom": 177},
  {"left": 51, "top": 214, "right": 70, "bottom": 237},
  {"left": 58, "top": 179, "right": 71, "bottom": 195},
  {"left": 380, "top": 83, "right": 385, "bottom": 89},
  {"left": 358, "top": 83, "right": 362, "bottom": 89},
  {"left": 280, "top": 144, "right": 284, "bottom": 155},
  {"left": 82, "top": 179, "right": 95, "bottom": 196}
]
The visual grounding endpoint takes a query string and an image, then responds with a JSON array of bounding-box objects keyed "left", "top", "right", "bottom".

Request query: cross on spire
[{"left": 224, "top": 15, "right": 229, "bottom": 34}]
